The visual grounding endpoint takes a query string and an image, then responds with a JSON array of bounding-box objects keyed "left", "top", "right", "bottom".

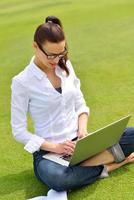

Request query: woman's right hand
[{"left": 54, "top": 140, "right": 76, "bottom": 155}]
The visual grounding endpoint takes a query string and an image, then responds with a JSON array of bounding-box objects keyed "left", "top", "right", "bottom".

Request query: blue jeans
[{"left": 33, "top": 127, "right": 134, "bottom": 192}]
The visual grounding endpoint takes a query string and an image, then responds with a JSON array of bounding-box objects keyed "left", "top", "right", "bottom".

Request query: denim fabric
[
  {"left": 33, "top": 151, "right": 103, "bottom": 191},
  {"left": 119, "top": 127, "right": 134, "bottom": 156},
  {"left": 33, "top": 127, "right": 134, "bottom": 191}
]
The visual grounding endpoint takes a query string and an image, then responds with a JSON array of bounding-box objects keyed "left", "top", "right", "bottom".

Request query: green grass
[{"left": 0, "top": 0, "right": 134, "bottom": 199}]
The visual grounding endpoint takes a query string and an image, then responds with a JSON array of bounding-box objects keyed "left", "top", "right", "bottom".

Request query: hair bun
[{"left": 45, "top": 16, "right": 62, "bottom": 28}]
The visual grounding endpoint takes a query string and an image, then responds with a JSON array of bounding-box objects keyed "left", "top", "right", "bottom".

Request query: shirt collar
[{"left": 29, "top": 56, "right": 47, "bottom": 80}]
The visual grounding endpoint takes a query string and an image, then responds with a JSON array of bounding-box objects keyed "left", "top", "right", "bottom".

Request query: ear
[{"left": 32, "top": 41, "right": 38, "bottom": 49}]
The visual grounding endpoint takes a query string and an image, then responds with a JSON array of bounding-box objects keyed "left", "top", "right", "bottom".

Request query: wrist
[
  {"left": 78, "top": 127, "right": 87, "bottom": 133},
  {"left": 41, "top": 140, "right": 58, "bottom": 153},
  {"left": 77, "top": 128, "right": 88, "bottom": 139},
  {"left": 51, "top": 143, "right": 58, "bottom": 153}
]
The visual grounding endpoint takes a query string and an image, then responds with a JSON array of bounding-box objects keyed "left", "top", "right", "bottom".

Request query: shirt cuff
[
  {"left": 24, "top": 135, "right": 45, "bottom": 153},
  {"left": 77, "top": 106, "right": 90, "bottom": 116}
]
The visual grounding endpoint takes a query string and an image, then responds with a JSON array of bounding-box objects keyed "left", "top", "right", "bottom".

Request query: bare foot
[
  {"left": 125, "top": 152, "right": 134, "bottom": 163},
  {"left": 106, "top": 152, "right": 134, "bottom": 172}
]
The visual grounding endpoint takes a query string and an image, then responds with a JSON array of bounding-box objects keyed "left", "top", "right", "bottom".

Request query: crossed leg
[
  {"left": 80, "top": 150, "right": 134, "bottom": 173},
  {"left": 80, "top": 127, "right": 134, "bottom": 173}
]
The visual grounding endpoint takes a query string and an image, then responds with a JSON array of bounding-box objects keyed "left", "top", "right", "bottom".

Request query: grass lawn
[{"left": 0, "top": 0, "right": 134, "bottom": 199}]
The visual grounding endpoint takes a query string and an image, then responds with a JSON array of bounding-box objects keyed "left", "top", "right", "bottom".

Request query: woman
[{"left": 11, "top": 16, "right": 134, "bottom": 192}]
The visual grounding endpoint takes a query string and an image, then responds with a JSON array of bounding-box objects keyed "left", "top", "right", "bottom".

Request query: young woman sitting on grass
[{"left": 11, "top": 16, "right": 134, "bottom": 192}]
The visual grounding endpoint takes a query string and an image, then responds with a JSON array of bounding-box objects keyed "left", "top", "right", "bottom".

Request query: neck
[{"left": 33, "top": 56, "right": 55, "bottom": 75}]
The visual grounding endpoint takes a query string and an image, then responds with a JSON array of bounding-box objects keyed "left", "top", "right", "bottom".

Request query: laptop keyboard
[{"left": 60, "top": 154, "right": 71, "bottom": 161}]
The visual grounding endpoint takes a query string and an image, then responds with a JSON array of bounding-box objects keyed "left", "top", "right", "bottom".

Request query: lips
[{"left": 49, "top": 62, "right": 57, "bottom": 67}]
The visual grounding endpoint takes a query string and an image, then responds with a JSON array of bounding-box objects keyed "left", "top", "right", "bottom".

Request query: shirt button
[{"left": 62, "top": 112, "right": 66, "bottom": 117}]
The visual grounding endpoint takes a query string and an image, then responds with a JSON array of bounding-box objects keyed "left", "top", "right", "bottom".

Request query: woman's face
[{"left": 33, "top": 40, "right": 66, "bottom": 70}]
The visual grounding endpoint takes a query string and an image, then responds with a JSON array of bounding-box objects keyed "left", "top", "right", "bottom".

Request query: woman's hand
[{"left": 54, "top": 140, "right": 76, "bottom": 155}]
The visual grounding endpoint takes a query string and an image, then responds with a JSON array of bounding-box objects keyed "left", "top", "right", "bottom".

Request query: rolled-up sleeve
[
  {"left": 67, "top": 60, "right": 90, "bottom": 116},
  {"left": 11, "top": 78, "right": 45, "bottom": 153}
]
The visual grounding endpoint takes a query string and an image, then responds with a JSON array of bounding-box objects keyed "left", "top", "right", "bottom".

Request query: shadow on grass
[
  {"left": 0, "top": 169, "right": 48, "bottom": 199},
  {"left": 69, "top": 166, "right": 132, "bottom": 199},
  {"left": 0, "top": 166, "right": 131, "bottom": 199}
]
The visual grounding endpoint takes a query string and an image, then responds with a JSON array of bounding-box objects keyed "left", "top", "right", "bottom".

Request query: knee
[
  {"left": 47, "top": 169, "right": 72, "bottom": 192},
  {"left": 121, "top": 127, "right": 134, "bottom": 145},
  {"left": 125, "top": 127, "right": 134, "bottom": 138},
  {"left": 37, "top": 160, "right": 72, "bottom": 191}
]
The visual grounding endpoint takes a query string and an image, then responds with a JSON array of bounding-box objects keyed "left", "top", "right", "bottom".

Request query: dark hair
[
  {"left": 45, "top": 16, "right": 63, "bottom": 29},
  {"left": 34, "top": 16, "right": 69, "bottom": 75}
]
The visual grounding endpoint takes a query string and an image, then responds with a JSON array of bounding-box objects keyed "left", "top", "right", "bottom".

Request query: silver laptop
[{"left": 43, "top": 115, "right": 130, "bottom": 166}]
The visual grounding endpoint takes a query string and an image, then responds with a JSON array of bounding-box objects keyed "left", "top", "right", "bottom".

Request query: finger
[
  {"left": 64, "top": 150, "right": 69, "bottom": 155},
  {"left": 127, "top": 153, "right": 134, "bottom": 159},
  {"left": 64, "top": 145, "right": 75, "bottom": 153},
  {"left": 130, "top": 152, "right": 134, "bottom": 158},
  {"left": 63, "top": 149, "right": 74, "bottom": 156},
  {"left": 66, "top": 144, "right": 75, "bottom": 152},
  {"left": 65, "top": 140, "right": 76, "bottom": 149},
  {"left": 126, "top": 156, "right": 134, "bottom": 162}
]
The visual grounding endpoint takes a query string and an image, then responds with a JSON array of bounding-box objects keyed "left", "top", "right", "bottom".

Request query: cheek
[{"left": 39, "top": 53, "right": 48, "bottom": 64}]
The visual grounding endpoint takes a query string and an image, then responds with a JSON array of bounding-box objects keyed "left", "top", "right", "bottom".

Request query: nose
[{"left": 53, "top": 56, "right": 60, "bottom": 63}]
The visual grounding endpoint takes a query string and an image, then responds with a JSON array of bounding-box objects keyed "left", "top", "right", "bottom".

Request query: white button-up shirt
[{"left": 11, "top": 57, "right": 89, "bottom": 153}]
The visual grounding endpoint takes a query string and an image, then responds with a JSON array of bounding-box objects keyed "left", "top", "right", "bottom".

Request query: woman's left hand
[{"left": 77, "top": 129, "right": 88, "bottom": 139}]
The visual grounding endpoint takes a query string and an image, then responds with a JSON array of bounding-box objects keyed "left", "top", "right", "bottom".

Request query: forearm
[
  {"left": 78, "top": 112, "right": 88, "bottom": 132},
  {"left": 40, "top": 140, "right": 76, "bottom": 155},
  {"left": 40, "top": 140, "right": 57, "bottom": 152}
]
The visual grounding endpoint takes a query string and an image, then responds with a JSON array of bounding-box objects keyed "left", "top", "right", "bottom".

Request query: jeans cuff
[{"left": 108, "top": 143, "right": 125, "bottom": 163}]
